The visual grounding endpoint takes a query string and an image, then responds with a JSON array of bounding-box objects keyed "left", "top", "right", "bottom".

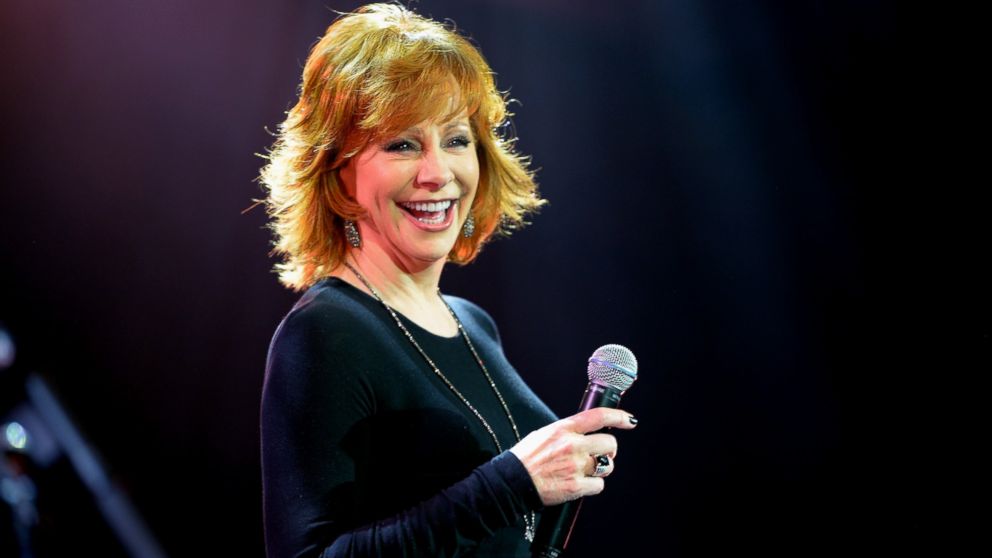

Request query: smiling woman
[
  {"left": 260, "top": 5, "right": 542, "bottom": 291},
  {"left": 258, "top": 4, "right": 638, "bottom": 557}
]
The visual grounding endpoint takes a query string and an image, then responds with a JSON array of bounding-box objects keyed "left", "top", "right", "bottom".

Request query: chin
[{"left": 409, "top": 239, "right": 458, "bottom": 265}]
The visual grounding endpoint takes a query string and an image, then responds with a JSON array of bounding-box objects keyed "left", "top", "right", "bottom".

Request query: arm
[
  {"left": 260, "top": 302, "right": 541, "bottom": 558},
  {"left": 320, "top": 452, "right": 537, "bottom": 556}
]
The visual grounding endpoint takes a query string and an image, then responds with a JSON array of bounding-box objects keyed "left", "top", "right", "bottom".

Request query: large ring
[{"left": 591, "top": 455, "right": 610, "bottom": 478}]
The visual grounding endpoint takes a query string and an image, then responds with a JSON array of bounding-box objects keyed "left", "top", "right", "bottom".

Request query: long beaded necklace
[{"left": 343, "top": 262, "right": 536, "bottom": 542}]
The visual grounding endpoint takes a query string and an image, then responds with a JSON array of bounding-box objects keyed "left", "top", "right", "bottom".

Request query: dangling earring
[
  {"left": 344, "top": 219, "right": 361, "bottom": 248},
  {"left": 462, "top": 215, "right": 475, "bottom": 238}
]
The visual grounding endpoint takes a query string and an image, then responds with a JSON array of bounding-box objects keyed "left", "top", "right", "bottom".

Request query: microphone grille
[{"left": 587, "top": 344, "right": 638, "bottom": 392}]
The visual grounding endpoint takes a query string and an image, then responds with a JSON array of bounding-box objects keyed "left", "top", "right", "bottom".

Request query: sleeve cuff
[{"left": 490, "top": 450, "right": 544, "bottom": 512}]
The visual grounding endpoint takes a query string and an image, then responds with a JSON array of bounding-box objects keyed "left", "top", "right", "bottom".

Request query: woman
[{"left": 259, "top": 4, "right": 637, "bottom": 557}]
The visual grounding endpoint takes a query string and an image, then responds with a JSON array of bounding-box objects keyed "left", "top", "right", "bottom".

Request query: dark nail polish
[{"left": 628, "top": 416, "right": 638, "bottom": 425}]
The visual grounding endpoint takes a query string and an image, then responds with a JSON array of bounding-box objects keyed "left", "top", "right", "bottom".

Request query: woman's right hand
[{"left": 509, "top": 408, "right": 638, "bottom": 507}]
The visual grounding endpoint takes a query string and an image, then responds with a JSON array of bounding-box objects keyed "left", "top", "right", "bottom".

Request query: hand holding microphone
[
  {"left": 510, "top": 344, "right": 639, "bottom": 556},
  {"left": 509, "top": 406, "right": 637, "bottom": 506}
]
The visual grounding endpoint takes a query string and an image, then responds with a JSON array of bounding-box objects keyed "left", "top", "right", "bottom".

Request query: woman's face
[{"left": 340, "top": 110, "right": 479, "bottom": 270}]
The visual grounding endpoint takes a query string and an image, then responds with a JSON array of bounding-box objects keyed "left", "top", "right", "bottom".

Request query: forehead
[{"left": 397, "top": 109, "right": 472, "bottom": 133}]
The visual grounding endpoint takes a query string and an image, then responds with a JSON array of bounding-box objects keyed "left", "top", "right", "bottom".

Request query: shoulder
[
  {"left": 265, "top": 279, "right": 386, "bottom": 387},
  {"left": 443, "top": 295, "right": 501, "bottom": 344},
  {"left": 271, "top": 280, "right": 372, "bottom": 347}
]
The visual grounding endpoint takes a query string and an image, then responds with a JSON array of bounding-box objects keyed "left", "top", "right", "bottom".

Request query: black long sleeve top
[{"left": 261, "top": 278, "right": 557, "bottom": 557}]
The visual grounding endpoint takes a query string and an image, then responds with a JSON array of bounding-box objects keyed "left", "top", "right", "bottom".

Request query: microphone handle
[{"left": 531, "top": 382, "right": 624, "bottom": 557}]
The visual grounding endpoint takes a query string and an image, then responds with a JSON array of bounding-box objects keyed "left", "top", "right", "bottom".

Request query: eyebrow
[{"left": 443, "top": 119, "right": 470, "bottom": 131}]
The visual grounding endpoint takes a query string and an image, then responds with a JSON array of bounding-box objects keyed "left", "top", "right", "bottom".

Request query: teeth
[
  {"left": 418, "top": 214, "right": 444, "bottom": 225},
  {"left": 401, "top": 199, "right": 452, "bottom": 212}
]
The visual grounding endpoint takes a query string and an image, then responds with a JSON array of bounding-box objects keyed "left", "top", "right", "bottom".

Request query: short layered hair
[{"left": 260, "top": 3, "right": 544, "bottom": 291}]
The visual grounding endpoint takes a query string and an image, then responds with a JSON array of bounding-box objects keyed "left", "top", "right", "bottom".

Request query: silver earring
[
  {"left": 462, "top": 215, "right": 475, "bottom": 238},
  {"left": 344, "top": 219, "right": 361, "bottom": 248}
]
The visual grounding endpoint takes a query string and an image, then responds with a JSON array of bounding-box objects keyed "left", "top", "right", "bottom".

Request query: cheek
[
  {"left": 458, "top": 155, "right": 480, "bottom": 193},
  {"left": 357, "top": 165, "right": 404, "bottom": 207}
]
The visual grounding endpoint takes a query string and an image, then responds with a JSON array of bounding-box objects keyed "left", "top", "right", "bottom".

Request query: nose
[{"left": 415, "top": 147, "right": 455, "bottom": 191}]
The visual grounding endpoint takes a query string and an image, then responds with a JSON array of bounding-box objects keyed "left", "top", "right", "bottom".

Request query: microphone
[{"left": 531, "top": 344, "right": 639, "bottom": 557}]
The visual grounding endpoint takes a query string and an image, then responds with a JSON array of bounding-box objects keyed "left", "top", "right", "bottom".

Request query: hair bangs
[{"left": 356, "top": 42, "right": 486, "bottom": 140}]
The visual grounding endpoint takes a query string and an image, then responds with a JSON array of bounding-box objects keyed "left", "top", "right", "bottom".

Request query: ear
[{"left": 337, "top": 157, "right": 358, "bottom": 198}]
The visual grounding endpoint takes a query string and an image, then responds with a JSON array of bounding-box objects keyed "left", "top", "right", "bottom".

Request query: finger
[
  {"left": 565, "top": 407, "right": 638, "bottom": 434},
  {"left": 576, "top": 476, "right": 606, "bottom": 498},
  {"left": 580, "top": 432, "right": 618, "bottom": 457}
]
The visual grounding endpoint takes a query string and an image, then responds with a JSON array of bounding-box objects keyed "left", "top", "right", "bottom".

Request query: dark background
[{"left": 0, "top": 1, "right": 978, "bottom": 556}]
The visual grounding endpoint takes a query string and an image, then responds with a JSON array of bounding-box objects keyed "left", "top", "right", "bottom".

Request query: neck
[
  {"left": 333, "top": 244, "right": 457, "bottom": 336},
  {"left": 341, "top": 242, "right": 444, "bottom": 301}
]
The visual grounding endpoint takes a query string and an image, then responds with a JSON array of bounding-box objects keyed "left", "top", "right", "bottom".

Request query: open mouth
[{"left": 397, "top": 199, "right": 455, "bottom": 226}]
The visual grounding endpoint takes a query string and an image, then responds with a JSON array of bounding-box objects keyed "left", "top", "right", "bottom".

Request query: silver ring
[{"left": 591, "top": 455, "right": 610, "bottom": 478}]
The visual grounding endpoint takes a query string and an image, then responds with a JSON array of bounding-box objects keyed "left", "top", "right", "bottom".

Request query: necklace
[{"left": 343, "top": 262, "right": 536, "bottom": 542}]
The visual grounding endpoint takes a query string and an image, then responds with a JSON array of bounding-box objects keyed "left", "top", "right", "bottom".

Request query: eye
[
  {"left": 384, "top": 139, "right": 419, "bottom": 153},
  {"left": 445, "top": 135, "right": 472, "bottom": 149}
]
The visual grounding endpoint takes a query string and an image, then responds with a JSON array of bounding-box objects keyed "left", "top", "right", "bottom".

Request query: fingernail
[{"left": 628, "top": 415, "right": 638, "bottom": 425}]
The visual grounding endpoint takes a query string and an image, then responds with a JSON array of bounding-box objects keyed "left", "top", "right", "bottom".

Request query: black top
[{"left": 261, "top": 278, "right": 558, "bottom": 557}]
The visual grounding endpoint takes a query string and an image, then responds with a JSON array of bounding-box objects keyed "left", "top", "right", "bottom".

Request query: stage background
[{"left": 1, "top": 1, "right": 976, "bottom": 556}]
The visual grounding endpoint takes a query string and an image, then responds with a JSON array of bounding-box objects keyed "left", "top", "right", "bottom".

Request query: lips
[{"left": 397, "top": 199, "right": 455, "bottom": 226}]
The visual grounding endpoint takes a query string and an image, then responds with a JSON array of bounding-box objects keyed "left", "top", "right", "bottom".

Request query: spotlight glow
[
  {"left": 4, "top": 422, "right": 27, "bottom": 450},
  {"left": 0, "top": 328, "right": 14, "bottom": 369}
]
